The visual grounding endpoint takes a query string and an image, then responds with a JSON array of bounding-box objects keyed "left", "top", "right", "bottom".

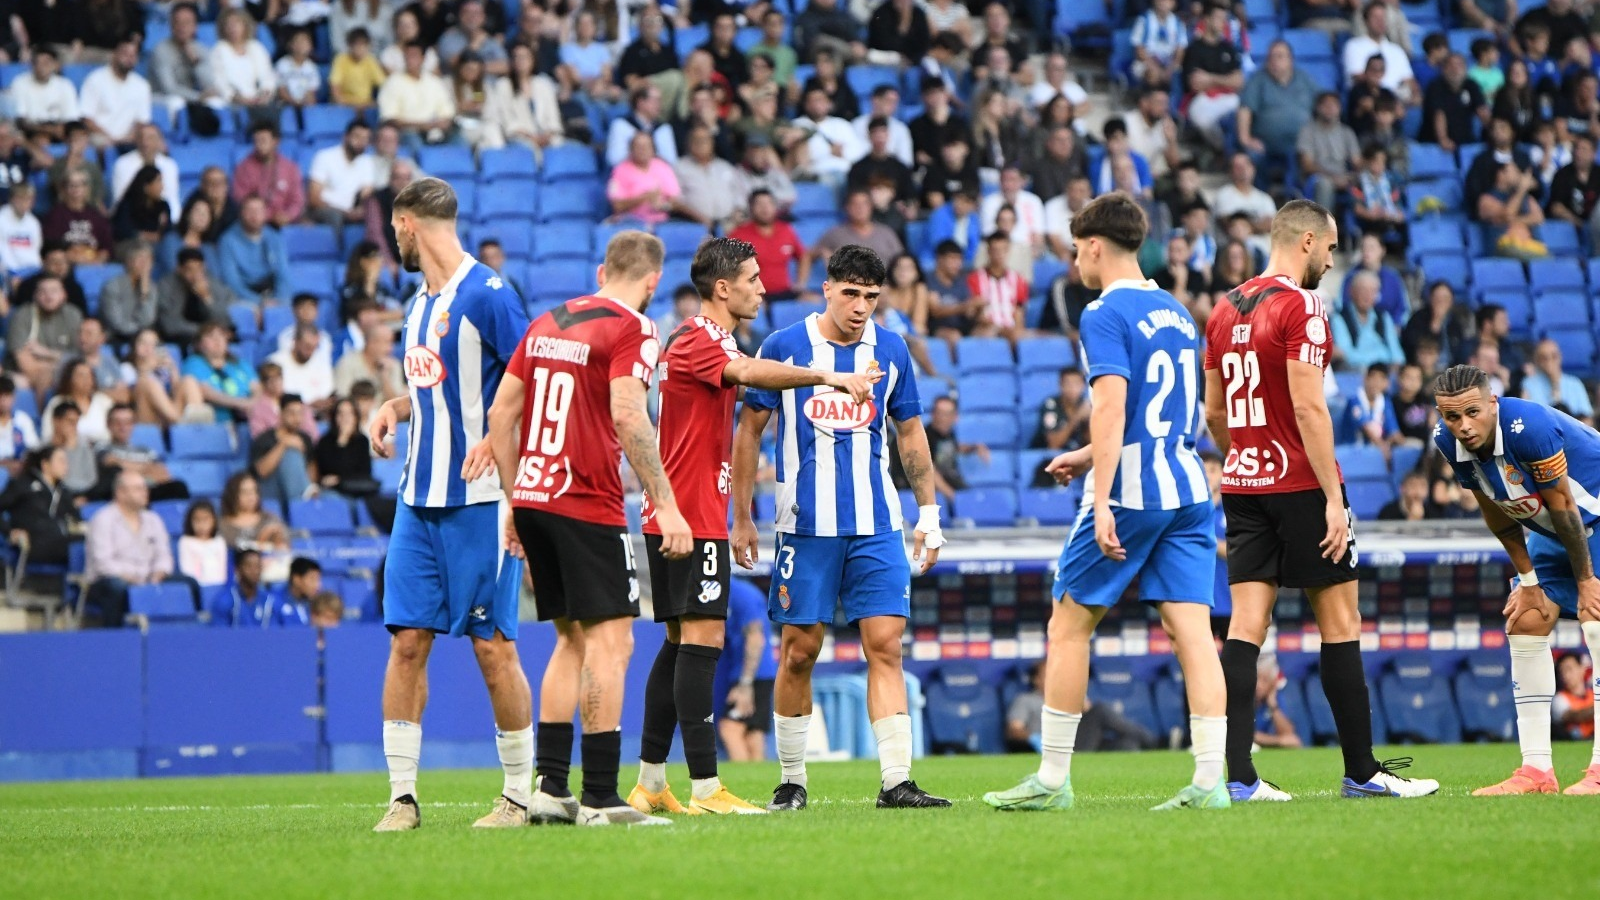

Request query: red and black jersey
[
  {"left": 642, "top": 315, "right": 744, "bottom": 539},
  {"left": 1204, "top": 274, "right": 1344, "bottom": 495},
  {"left": 507, "top": 295, "right": 659, "bottom": 526}
]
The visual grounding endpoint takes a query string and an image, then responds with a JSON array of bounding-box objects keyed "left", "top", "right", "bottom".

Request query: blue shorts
[
  {"left": 384, "top": 501, "right": 522, "bottom": 640},
  {"left": 1525, "top": 530, "right": 1593, "bottom": 616},
  {"left": 768, "top": 531, "right": 911, "bottom": 626},
  {"left": 1054, "top": 501, "right": 1217, "bottom": 608}
]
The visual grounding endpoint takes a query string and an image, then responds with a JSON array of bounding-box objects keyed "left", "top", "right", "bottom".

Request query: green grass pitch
[{"left": 5, "top": 744, "right": 1600, "bottom": 900}]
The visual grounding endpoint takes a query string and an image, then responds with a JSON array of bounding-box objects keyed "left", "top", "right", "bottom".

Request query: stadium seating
[
  {"left": 126, "top": 583, "right": 200, "bottom": 628},
  {"left": 1086, "top": 658, "right": 1161, "bottom": 740},
  {"left": 924, "top": 663, "right": 1004, "bottom": 754},
  {"left": 1378, "top": 653, "right": 1464, "bottom": 745},
  {"left": 1453, "top": 651, "right": 1516, "bottom": 743}
]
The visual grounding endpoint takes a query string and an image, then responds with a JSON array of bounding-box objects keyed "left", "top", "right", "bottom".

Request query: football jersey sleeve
[
  {"left": 1079, "top": 300, "right": 1131, "bottom": 381},
  {"left": 885, "top": 337, "right": 922, "bottom": 421},
  {"left": 476, "top": 279, "right": 532, "bottom": 368},
  {"left": 742, "top": 332, "right": 784, "bottom": 412},
  {"left": 1203, "top": 306, "right": 1227, "bottom": 371},
  {"left": 681, "top": 323, "right": 743, "bottom": 388},
  {"left": 506, "top": 323, "right": 534, "bottom": 382},
  {"left": 1508, "top": 403, "right": 1569, "bottom": 488},
  {"left": 1431, "top": 423, "right": 1476, "bottom": 489},
  {"left": 1283, "top": 303, "right": 1332, "bottom": 369},
  {"left": 607, "top": 316, "right": 661, "bottom": 386}
]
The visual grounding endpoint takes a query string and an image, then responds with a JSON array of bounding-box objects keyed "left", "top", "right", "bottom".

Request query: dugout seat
[
  {"left": 1378, "top": 653, "right": 1463, "bottom": 745},
  {"left": 1086, "top": 658, "right": 1161, "bottom": 739},
  {"left": 923, "top": 662, "right": 1004, "bottom": 754},
  {"left": 1453, "top": 651, "right": 1516, "bottom": 743}
]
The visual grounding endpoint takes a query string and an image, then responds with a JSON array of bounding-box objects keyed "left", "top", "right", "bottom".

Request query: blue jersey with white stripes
[
  {"left": 744, "top": 315, "right": 921, "bottom": 537},
  {"left": 398, "top": 255, "right": 528, "bottom": 508},
  {"left": 1078, "top": 279, "right": 1209, "bottom": 510},
  {"left": 1434, "top": 396, "right": 1600, "bottom": 540}
]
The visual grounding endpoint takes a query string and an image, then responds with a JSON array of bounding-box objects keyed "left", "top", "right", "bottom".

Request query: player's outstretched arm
[
  {"left": 1536, "top": 474, "right": 1600, "bottom": 619},
  {"left": 612, "top": 376, "right": 693, "bottom": 560},
  {"left": 1087, "top": 375, "right": 1128, "bottom": 562},
  {"left": 368, "top": 396, "right": 413, "bottom": 458},
  {"left": 894, "top": 416, "right": 945, "bottom": 574},
  {"left": 1474, "top": 488, "right": 1556, "bottom": 627},
  {"left": 1286, "top": 360, "right": 1348, "bottom": 563},
  {"left": 722, "top": 358, "right": 880, "bottom": 404},
  {"left": 1202, "top": 367, "right": 1230, "bottom": 457},
  {"left": 730, "top": 405, "right": 772, "bottom": 569}
]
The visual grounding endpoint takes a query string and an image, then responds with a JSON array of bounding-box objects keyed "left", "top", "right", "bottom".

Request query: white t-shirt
[
  {"left": 78, "top": 68, "right": 153, "bottom": 141},
  {"left": 275, "top": 57, "right": 322, "bottom": 104},
  {"left": 851, "top": 113, "right": 915, "bottom": 167},
  {"left": 10, "top": 74, "right": 80, "bottom": 123},
  {"left": 980, "top": 190, "right": 1046, "bottom": 249},
  {"left": 792, "top": 115, "right": 867, "bottom": 176},
  {"left": 110, "top": 153, "right": 182, "bottom": 219},
  {"left": 178, "top": 534, "right": 231, "bottom": 588},
  {"left": 269, "top": 349, "right": 335, "bottom": 405},
  {"left": 309, "top": 146, "right": 377, "bottom": 213},
  {"left": 1042, "top": 195, "right": 1079, "bottom": 252},
  {"left": 1341, "top": 36, "right": 1414, "bottom": 92},
  {"left": 0, "top": 411, "right": 40, "bottom": 460},
  {"left": 1029, "top": 77, "right": 1088, "bottom": 110},
  {"left": 1211, "top": 183, "right": 1278, "bottom": 223},
  {"left": 377, "top": 72, "right": 455, "bottom": 125},
  {"left": 210, "top": 41, "right": 278, "bottom": 102},
  {"left": 0, "top": 206, "right": 43, "bottom": 273}
]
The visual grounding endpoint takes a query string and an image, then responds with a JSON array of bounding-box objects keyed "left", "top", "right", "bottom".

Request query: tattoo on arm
[
  {"left": 1551, "top": 508, "right": 1594, "bottom": 579},
  {"left": 617, "top": 407, "right": 676, "bottom": 506}
]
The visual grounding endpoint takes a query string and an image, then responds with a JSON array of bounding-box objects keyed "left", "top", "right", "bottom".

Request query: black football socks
[
  {"left": 1220, "top": 638, "right": 1261, "bottom": 786},
  {"left": 580, "top": 730, "right": 624, "bottom": 809},
  {"left": 638, "top": 640, "right": 680, "bottom": 766},
  {"left": 535, "top": 721, "right": 574, "bottom": 798},
  {"left": 675, "top": 643, "right": 722, "bottom": 782},
  {"left": 1320, "top": 640, "right": 1381, "bottom": 783}
]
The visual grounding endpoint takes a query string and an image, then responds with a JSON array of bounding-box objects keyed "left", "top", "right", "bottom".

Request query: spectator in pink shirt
[
  {"left": 606, "top": 131, "right": 685, "bottom": 226},
  {"left": 231, "top": 122, "right": 306, "bottom": 228}
]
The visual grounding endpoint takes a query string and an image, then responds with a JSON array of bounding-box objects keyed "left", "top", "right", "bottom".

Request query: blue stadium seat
[
  {"left": 1016, "top": 335, "right": 1075, "bottom": 374},
  {"left": 957, "top": 412, "right": 1019, "bottom": 448},
  {"left": 923, "top": 663, "right": 1004, "bottom": 754},
  {"left": 1447, "top": 28, "right": 1494, "bottom": 59},
  {"left": 1019, "top": 371, "right": 1059, "bottom": 414},
  {"left": 525, "top": 260, "right": 594, "bottom": 304},
  {"left": 289, "top": 496, "right": 356, "bottom": 537},
  {"left": 1470, "top": 257, "right": 1528, "bottom": 299},
  {"left": 536, "top": 183, "right": 601, "bottom": 222},
  {"left": 921, "top": 340, "right": 954, "bottom": 375},
  {"left": 130, "top": 424, "right": 168, "bottom": 459},
  {"left": 1151, "top": 665, "right": 1189, "bottom": 740},
  {"left": 417, "top": 145, "right": 475, "bottom": 182},
  {"left": 1273, "top": 673, "right": 1314, "bottom": 746},
  {"left": 453, "top": 182, "right": 479, "bottom": 220},
  {"left": 477, "top": 186, "right": 539, "bottom": 224},
  {"left": 1407, "top": 142, "right": 1458, "bottom": 182},
  {"left": 1345, "top": 478, "right": 1395, "bottom": 520},
  {"left": 1453, "top": 650, "right": 1516, "bottom": 742},
  {"left": 169, "top": 424, "right": 235, "bottom": 460},
  {"left": 229, "top": 305, "right": 260, "bottom": 342},
  {"left": 1417, "top": 252, "right": 1471, "bottom": 296},
  {"left": 540, "top": 144, "right": 601, "bottom": 182},
  {"left": 791, "top": 182, "right": 838, "bottom": 220},
  {"left": 955, "top": 373, "right": 1018, "bottom": 413},
  {"left": 1054, "top": 1, "right": 1113, "bottom": 48},
  {"left": 1540, "top": 326, "right": 1597, "bottom": 374},
  {"left": 1407, "top": 178, "right": 1462, "bottom": 216},
  {"left": 1378, "top": 653, "right": 1463, "bottom": 744},
  {"left": 287, "top": 262, "right": 337, "bottom": 298},
  {"left": 477, "top": 226, "right": 533, "bottom": 262},
  {"left": 1390, "top": 444, "right": 1423, "bottom": 487},
  {"left": 1531, "top": 290, "right": 1589, "bottom": 330},
  {"left": 1283, "top": 28, "right": 1334, "bottom": 62},
  {"left": 373, "top": 456, "right": 404, "bottom": 494},
  {"left": 956, "top": 336, "right": 1013, "bottom": 374},
  {"left": 1585, "top": 258, "right": 1600, "bottom": 287},
  {"left": 1086, "top": 658, "right": 1162, "bottom": 738},
  {"left": 528, "top": 224, "right": 590, "bottom": 262},
  {"left": 917, "top": 374, "right": 951, "bottom": 403},
  {"left": 844, "top": 66, "right": 901, "bottom": 102},
  {"left": 952, "top": 488, "right": 1018, "bottom": 527},
  {"left": 958, "top": 450, "right": 1017, "bottom": 489},
  {"left": 896, "top": 489, "right": 918, "bottom": 525},
  {"left": 478, "top": 145, "right": 539, "bottom": 184},
  {"left": 282, "top": 225, "right": 339, "bottom": 262},
  {"left": 1336, "top": 443, "right": 1389, "bottom": 480},
  {"left": 301, "top": 105, "right": 355, "bottom": 144},
  {"left": 1536, "top": 221, "right": 1582, "bottom": 257},
  {"left": 1405, "top": 218, "right": 1463, "bottom": 265},
  {"left": 655, "top": 221, "right": 710, "bottom": 258},
  {"left": 770, "top": 301, "right": 824, "bottom": 331},
  {"left": 1018, "top": 487, "right": 1077, "bottom": 526},
  {"left": 261, "top": 305, "right": 296, "bottom": 345},
  {"left": 126, "top": 583, "right": 198, "bottom": 627},
  {"left": 1305, "top": 671, "right": 1390, "bottom": 745},
  {"left": 1528, "top": 258, "right": 1586, "bottom": 295},
  {"left": 150, "top": 499, "right": 189, "bottom": 537}
]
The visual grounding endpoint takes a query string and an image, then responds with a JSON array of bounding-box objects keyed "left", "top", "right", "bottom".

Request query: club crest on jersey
[
  {"left": 804, "top": 394, "right": 877, "bottom": 431},
  {"left": 403, "top": 345, "right": 447, "bottom": 388},
  {"left": 698, "top": 580, "right": 722, "bottom": 604},
  {"left": 778, "top": 584, "right": 791, "bottom": 609},
  {"left": 1305, "top": 317, "right": 1327, "bottom": 345},
  {"left": 1504, "top": 465, "right": 1524, "bottom": 485},
  {"left": 434, "top": 311, "right": 450, "bottom": 337}
]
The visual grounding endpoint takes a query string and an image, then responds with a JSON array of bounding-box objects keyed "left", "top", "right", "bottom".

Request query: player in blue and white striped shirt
[
  {"left": 365, "top": 178, "right": 534, "bottom": 831},
  {"left": 731, "top": 245, "right": 950, "bottom": 810},
  {"left": 985, "top": 192, "right": 1230, "bottom": 814}
]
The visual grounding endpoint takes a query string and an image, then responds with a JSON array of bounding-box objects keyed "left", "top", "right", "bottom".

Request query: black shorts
[
  {"left": 514, "top": 507, "right": 640, "bottom": 622},
  {"left": 1222, "top": 486, "right": 1360, "bottom": 590},
  {"left": 723, "top": 678, "right": 775, "bottom": 727},
  {"left": 645, "top": 535, "right": 730, "bottom": 622}
]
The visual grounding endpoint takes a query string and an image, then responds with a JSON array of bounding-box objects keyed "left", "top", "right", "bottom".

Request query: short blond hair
[
  {"left": 602, "top": 231, "right": 665, "bottom": 282},
  {"left": 1270, "top": 198, "right": 1334, "bottom": 249}
]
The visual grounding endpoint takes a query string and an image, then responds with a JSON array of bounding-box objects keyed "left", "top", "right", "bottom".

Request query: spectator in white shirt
[
  {"left": 980, "top": 165, "right": 1045, "bottom": 261},
  {"left": 1043, "top": 175, "right": 1091, "bottom": 260},
  {"left": 210, "top": 9, "right": 278, "bottom": 112},
  {"left": 269, "top": 322, "right": 336, "bottom": 414},
  {"left": 605, "top": 83, "right": 678, "bottom": 169},
  {"left": 1342, "top": 1, "right": 1418, "bottom": 100},
  {"left": 853, "top": 84, "right": 915, "bottom": 167},
  {"left": 275, "top": 28, "right": 323, "bottom": 110},
  {"left": 1123, "top": 85, "right": 1181, "bottom": 179},
  {"left": 1029, "top": 51, "right": 1092, "bottom": 128},
  {"left": 9, "top": 47, "right": 80, "bottom": 144},
  {"left": 0, "top": 182, "right": 43, "bottom": 278},
  {"left": 274, "top": 293, "right": 336, "bottom": 379},
  {"left": 1210, "top": 152, "right": 1278, "bottom": 249},
  {"left": 111, "top": 124, "right": 182, "bottom": 220},
  {"left": 308, "top": 121, "right": 377, "bottom": 227},
  {"left": 673, "top": 125, "right": 742, "bottom": 228},
  {"left": 378, "top": 41, "right": 457, "bottom": 152},
  {"left": 793, "top": 85, "right": 868, "bottom": 187},
  {"left": 78, "top": 37, "right": 153, "bottom": 149}
]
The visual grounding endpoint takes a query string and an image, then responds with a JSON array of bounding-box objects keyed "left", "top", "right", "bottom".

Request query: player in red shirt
[
  {"left": 1203, "top": 200, "right": 1436, "bottom": 801},
  {"left": 466, "top": 231, "right": 693, "bottom": 827},
  {"left": 628, "top": 237, "right": 878, "bottom": 816},
  {"left": 727, "top": 189, "right": 812, "bottom": 299}
]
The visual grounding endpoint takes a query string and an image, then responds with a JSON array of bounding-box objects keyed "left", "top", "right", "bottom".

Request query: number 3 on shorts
[
  {"left": 702, "top": 541, "right": 719, "bottom": 576},
  {"left": 778, "top": 544, "right": 796, "bottom": 579}
]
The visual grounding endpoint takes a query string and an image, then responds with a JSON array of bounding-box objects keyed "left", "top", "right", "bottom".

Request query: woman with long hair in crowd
[
  {"left": 112, "top": 166, "right": 172, "bottom": 244},
  {"left": 483, "top": 41, "right": 564, "bottom": 156},
  {"left": 122, "top": 328, "right": 206, "bottom": 426},
  {"left": 42, "top": 359, "right": 115, "bottom": 445},
  {"left": 218, "top": 471, "right": 290, "bottom": 554}
]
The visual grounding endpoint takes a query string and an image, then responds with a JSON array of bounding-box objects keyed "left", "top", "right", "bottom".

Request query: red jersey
[
  {"left": 727, "top": 220, "right": 804, "bottom": 295},
  {"left": 1203, "top": 274, "right": 1343, "bottom": 495},
  {"left": 641, "top": 315, "right": 743, "bottom": 539},
  {"left": 507, "top": 295, "right": 660, "bottom": 526}
]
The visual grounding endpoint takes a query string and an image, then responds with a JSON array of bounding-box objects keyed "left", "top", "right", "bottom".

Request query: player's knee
[
  {"left": 582, "top": 619, "right": 634, "bottom": 663},
  {"left": 780, "top": 637, "right": 821, "bottom": 674},
  {"left": 1507, "top": 606, "right": 1556, "bottom": 636},
  {"left": 472, "top": 633, "right": 519, "bottom": 669},
  {"left": 390, "top": 629, "right": 432, "bottom": 667},
  {"left": 681, "top": 617, "right": 724, "bottom": 649},
  {"left": 861, "top": 633, "right": 902, "bottom": 667}
]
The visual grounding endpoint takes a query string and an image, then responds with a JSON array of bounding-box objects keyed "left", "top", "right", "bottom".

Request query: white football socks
[
  {"left": 690, "top": 777, "right": 722, "bottom": 801},
  {"left": 774, "top": 714, "right": 810, "bottom": 787},
  {"left": 1508, "top": 633, "right": 1556, "bottom": 772},
  {"left": 871, "top": 714, "right": 913, "bottom": 791},
  {"left": 1583, "top": 621, "right": 1600, "bottom": 768},
  {"left": 495, "top": 726, "right": 533, "bottom": 807},
  {"left": 1036, "top": 706, "right": 1080, "bottom": 791},
  {"left": 1190, "top": 715, "right": 1227, "bottom": 791},
  {"left": 638, "top": 761, "right": 667, "bottom": 793},
  {"left": 383, "top": 720, "right": 422, "bottom": 802}
]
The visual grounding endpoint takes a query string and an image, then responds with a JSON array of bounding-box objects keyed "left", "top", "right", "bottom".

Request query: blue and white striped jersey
[
  {"left": 744, "top": 314, "right": 921, "bottom": 537},
  {"left": 1435, "top": 395, "right": 1600, "bottom": 539},
  {"left": 398, "top": 255, "right": 529, "bottom": 508},
  {"left": 1078, "top": 278, "right": 1209, "bottom": 510}
]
